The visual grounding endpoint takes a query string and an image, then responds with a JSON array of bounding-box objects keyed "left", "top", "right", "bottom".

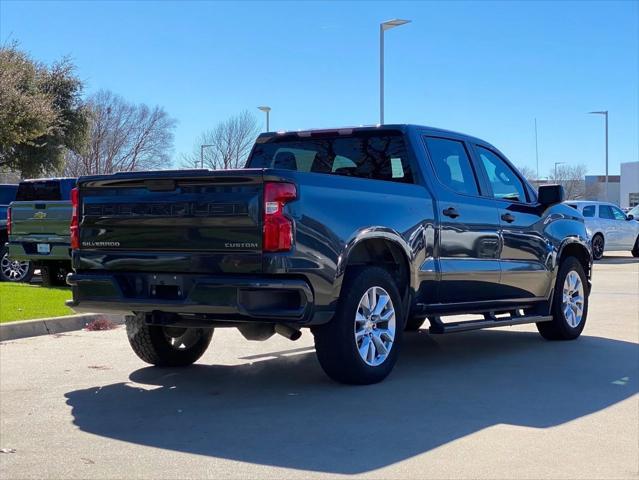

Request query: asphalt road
[{"left": 1, "top": 254, "right": 638, "bottom": 479}]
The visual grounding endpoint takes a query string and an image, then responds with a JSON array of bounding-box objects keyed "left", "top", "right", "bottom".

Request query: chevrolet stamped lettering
[{"left": 84, "top": 202, "right": 249, "bottom": 217}]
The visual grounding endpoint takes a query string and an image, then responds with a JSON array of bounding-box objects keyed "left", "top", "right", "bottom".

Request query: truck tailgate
[
  {"left": 10, "top": 201, "right": 72, "bottom": 239},
  {"left": 76, "top": 170, "right": 264, "bottom": 274}
]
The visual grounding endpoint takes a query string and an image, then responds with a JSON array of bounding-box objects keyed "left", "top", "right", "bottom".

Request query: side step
[{"left": 428, "top": 313, "right": 553, "bottom": 334}]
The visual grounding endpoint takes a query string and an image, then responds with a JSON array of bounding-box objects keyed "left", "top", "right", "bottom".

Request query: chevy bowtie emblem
[{"left": 34, "top": 211, "right": 47, "bottom": 219}]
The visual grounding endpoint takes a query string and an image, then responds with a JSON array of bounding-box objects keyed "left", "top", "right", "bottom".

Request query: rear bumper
[
  {"left": 66, "top": 272, "right": 319, "bottom": 324},
  {"left": 8, "top": 241, "right": 71, "bottom": 261}
]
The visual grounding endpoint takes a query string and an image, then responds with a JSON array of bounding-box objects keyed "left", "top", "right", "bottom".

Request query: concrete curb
[{"left": 0, "top": 313, "right": 125, "bottom": 342}]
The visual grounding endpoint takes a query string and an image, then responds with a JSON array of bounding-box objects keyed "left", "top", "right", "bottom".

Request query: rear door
[
  {"left": 422, "top": 136, "right": 502, "bottom": 303},
  {"left": 598, "top": 205, "right": 622, "bottom": 247},
  {"left": 471, "top": 144, "right": 551, "bottom": 299}
]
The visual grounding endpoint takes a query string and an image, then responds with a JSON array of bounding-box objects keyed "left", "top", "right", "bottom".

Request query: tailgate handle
[{"left": 145, "top": 179, "right": 176, "bottom": 191}]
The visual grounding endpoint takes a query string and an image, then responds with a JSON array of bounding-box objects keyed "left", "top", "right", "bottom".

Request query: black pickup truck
[{"left": 68, "top": 125, "right": 592, "bottom": 384}]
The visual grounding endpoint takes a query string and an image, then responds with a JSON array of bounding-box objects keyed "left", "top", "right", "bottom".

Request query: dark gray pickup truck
[{"left": 68, "top": 125, "right": 592, "bottom": 384}]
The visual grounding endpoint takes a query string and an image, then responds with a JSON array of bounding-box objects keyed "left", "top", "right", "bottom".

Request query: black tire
[
  {"left": 40, "top": 265, "right": 67, "bottom": 287},
  {"left": 125, "top": 314, "right": 213, "bottom": 367},
  {"left": 632, "top": 236, "right": 639, "bottom": 258},
  {"left": 591, "top": 233, "right": 604, "bottom": 260},
  {"left": 405, "top": 316, "right": 426, "bottom": 331},
  {"left": 537, "top": 256, "right": 588, "bottom": 340},
  {"left": 312, "top": 267, "right": 405, "bottom": 385},
  {"left": 0, "top": 246, "right": 34, "bottom": 283}
]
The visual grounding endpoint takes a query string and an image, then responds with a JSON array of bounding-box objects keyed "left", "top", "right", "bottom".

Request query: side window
[
  {"left": 610, "top": 206, "right": 627, "bottom": 221},
  {"left": 599, "top": 205, "right": 614, "bottom": 219},
  {"left": 582, "top": 205, "right": 596, "bottom": 217},
  {"left": 423, "top": 137, "right": 479, "bottom": 196},
  {"left": 477, "top": 147, "right": 527, "bottom": 203}
]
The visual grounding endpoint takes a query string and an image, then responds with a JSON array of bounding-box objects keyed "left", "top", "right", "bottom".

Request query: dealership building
[
  {"left": 620, "top": 161, "right": 639, "bottom": 208},
  {"left": 584, "top": 161, "right": 639, "bottom": 208}
]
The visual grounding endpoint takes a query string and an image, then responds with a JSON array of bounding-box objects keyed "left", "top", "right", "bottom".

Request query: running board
[{"left": 428, "top": 314, "right": 553, "bottom": 334}]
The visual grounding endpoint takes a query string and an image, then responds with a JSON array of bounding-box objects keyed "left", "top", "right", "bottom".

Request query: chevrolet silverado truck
[
  {"left": 1, "top": 183, "right": 34, "bottom": 282},
  {"left": 67, "top": 125, "right": 592, "bottom": 384},
  {"left": 7, "top": 178, "right": 76, "bottom": 286}
]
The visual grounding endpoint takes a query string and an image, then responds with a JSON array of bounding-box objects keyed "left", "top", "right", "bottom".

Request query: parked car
[
  {"left": 68, "top": 125, "right": 592, "bottom": 384},
  {"left": 627, "top": 204, "right": 639, "bottom": 220},
  {"left": 565, "top": 201, "right": 639, "bottom": 260},
  {"left": 1, "top": 184, "right": 34, "bottom": 282},
  {"left": 7, "top": 178, "right": 76, "bottom": 286}
]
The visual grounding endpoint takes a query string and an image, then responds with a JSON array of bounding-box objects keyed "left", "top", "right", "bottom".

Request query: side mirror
[
  {"left": 627, "top": 214, "right": 634, "bottom": 221},
  {"left": 538, "top": 184, "right": 565, "bottom": 206}
]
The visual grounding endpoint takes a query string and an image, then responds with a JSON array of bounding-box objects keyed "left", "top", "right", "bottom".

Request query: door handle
[
  {"left": 443, "top": 207, "right": 460, "bottom": 219},
  {"left": 501, "top": 213, "right": 515, "bottom": 223}
]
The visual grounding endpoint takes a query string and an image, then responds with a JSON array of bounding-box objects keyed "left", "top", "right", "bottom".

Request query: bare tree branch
[
  {"left": 547, "top": 164, "right": 588, "bottom": 200},
  {"left": 62, "top": 90, "right": 176, "bottom": 176}
]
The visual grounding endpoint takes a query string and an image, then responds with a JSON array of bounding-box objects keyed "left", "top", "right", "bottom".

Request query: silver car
[{"left": 565, "top": 201, "right": 639, "bottom": 260}]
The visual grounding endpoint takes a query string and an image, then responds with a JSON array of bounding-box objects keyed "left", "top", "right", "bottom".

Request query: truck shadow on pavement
[{"left": 65, "top": 330, "right": 638, "bottom": 474}]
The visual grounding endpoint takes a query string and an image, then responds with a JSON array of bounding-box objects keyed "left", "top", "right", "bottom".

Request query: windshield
[
  {"left": 248, "top": 131, "right": 414, "bottom": 184},
  {"left": 15, "top": 179, "right": 75, "bottom": 201}
]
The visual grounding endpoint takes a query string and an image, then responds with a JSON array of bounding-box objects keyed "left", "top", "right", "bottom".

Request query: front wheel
[
  {"left": 632, "top": 236, "right": 639, "bottom": 258},
  {"left": 312, "top": 267, "right": 404, "bottom": 385},
  {"left": 126, "top": 314, "right": 214, "bottom": 367},
  {"left": 537, "top": 256, "right": 588, "bottom": 340}
]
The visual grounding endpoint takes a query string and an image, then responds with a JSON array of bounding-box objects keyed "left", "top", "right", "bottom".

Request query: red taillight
[
  {"left": 6, "top": 206, "right": 11, "bottom": 235},
  {"left": 263, "top": 182, "right": 297, "bottom": 252},
  {"left": 70, "top": 187, "right": 79, "bottom": 250}
]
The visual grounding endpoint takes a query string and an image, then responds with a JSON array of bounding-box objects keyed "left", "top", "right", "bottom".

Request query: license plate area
[
  {"left": 37, "top": 243, "right": 50, "bottom": 254},
  {"left": 149, "top": 274, "right": 185, "bottom": 300}
]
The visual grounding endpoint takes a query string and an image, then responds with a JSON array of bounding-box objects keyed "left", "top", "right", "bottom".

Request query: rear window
[
  {"left": 248, "top": 131, "right": 414, "bottom": 184},
  {"left": 582, "top": 205, "right": 596, "bottom": 217},
  {"left": 15, "top": 179, "right": 75, "bottom": 201},
  {"left": 0, "top": 185, "right": 17, "bottom": 204}
]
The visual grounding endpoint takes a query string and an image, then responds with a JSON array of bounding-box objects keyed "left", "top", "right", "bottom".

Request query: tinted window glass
[
  {"left": 610, "top": 206, "right": 626, "bottom": 220},
  {"left": 477, "top": 147, "right": 527, "bottom": 203},
  {"left": 599, "top": 205, "right": 615, "bottom": 219},
  {"left": 582, "top": 205, "right": 596, "bottom": 217},
  {"left": 248, "top": 132, "right": 413, "bottom": 183},
  {"left": 0, "top": 185, "right": 18, "bottom": 204},
  {"left": 15, "top": 179, "right": 75, "bottom": 201},
  {"left": 423, "top": 137, "right": 479, "bottom": 196}
]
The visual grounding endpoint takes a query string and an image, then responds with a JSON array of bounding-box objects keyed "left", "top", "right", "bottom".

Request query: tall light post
[
  {"left": 380, "top": 19, "right": 410, "bottom": 125},
  {"left": 258, "top": 106, "right": 271, "bottom": 132},
  {"left": 200, "top": 144, "right": 214, "bottom": 168},
  {"left": 534, "top": 118, "right": 540, "bottom": 180},
  {"left": 588, "top": 110, "right": 609, "bottom": 201},
  {"left": 554, "top": 161, "right": 565, "bottom": 179}
]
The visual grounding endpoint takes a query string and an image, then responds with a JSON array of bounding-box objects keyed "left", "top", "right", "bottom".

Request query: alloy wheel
[
  {"left": 354, "top": 286, "right": 396, "bottom": 366},
  {"left": 1, "top": 252, "right": 31, "bottom": 282},
  {"left": 562, "top": 270, "right": 585, "bottom": 328}
]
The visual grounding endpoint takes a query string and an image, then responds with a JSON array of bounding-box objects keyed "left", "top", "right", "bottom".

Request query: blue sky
[{"left": 1, "top": 0, "right": 637, "bottom": 177}]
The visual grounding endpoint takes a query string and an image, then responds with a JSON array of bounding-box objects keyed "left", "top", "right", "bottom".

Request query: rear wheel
[
  {"left": 0, "top": 246, "right": 34, "bottom": 283},
  {"left": 40, "top": 265, "right": 67, "bottom": 287},
  {"left": 537, "top": 256, "right": 588, "bottom": 340},
  {"left": 312, "top": 267, "right": 404, "bottom": 385},
  {"left": 632, "top": 236, "right": 639, "bottom": 258},
  {"left": 591, "top": 234, "right": 604, "bottom": 260},
  {"left": 126, "top": 314, "right": 213, "bottom": 367}
]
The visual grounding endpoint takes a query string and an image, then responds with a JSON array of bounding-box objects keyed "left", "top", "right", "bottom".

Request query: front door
[
  {"left": 472, "top": 145, "right": 551, "bottom": 299},
  {"left": 422, "top": 136, "right": 502, "bottom": 304}
]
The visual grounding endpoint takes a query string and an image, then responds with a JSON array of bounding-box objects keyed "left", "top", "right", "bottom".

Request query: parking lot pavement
[{"left": 1, "top": 255, "right": 637, "bottom": 480}]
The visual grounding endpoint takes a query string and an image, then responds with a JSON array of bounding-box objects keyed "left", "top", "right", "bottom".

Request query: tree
[
  {"left": 547, "top": 164, "right": 588, "bottom": 200},
  {"left": 517, "top": 165, "right": 537, "bottom": 183},
  {"left": 0, "top": 43, "right": 88, "bottom": 177},
  {"left": 63, "top": 90, "right": 176, "bottom": 176},
  {"left": 181, "top": 111, "right": 259, "bottom": 170}
]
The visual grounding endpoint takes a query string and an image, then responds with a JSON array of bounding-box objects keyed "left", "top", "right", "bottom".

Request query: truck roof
[{"left": 257, "top": 124, "right": 493, "bottom": 147}]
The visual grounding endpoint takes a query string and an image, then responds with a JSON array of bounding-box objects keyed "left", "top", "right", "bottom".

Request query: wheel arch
[
  {"left": 557, "top": 238, "right": 592, "bottom": 288},
  {"left": 334, "top": 228, "right": 414, "bottom": 310}
]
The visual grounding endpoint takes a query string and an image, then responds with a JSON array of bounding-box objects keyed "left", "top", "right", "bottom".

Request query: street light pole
[
  {"left": 534, "top": 118, "right": 540, "bottom": 180},
  {"left": 200, "top": 144, "right": 214, "bottom": 169},
  {"left": 379, "top": 19, "right": 410, "bottom": 125},
  {"left": 588, "top": 111, "right": 609, "bottom": 201},
  {"left": 258, "top": 106, "right": 271, "bottom": 132}
]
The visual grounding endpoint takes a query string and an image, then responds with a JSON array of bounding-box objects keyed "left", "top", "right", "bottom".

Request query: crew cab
[
  {"left": 7, "top": 178, "right": 76, "bottom": 286},
  {"left": 68, "top": 125, "right": 592, "bottom": 384}
]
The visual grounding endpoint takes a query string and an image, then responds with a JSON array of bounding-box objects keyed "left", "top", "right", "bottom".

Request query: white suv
[{"left": 566, "top": 201, "right": 639, "bottom": 260}]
